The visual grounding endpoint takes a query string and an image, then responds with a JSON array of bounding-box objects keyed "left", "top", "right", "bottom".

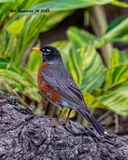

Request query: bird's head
[{"left": 32, "top": 46, "right": 61, "bottom": 63}]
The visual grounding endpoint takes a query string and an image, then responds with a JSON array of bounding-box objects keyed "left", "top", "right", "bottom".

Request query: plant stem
[{"left": 89, "top": 5, "right": 113, "bottom": 67}]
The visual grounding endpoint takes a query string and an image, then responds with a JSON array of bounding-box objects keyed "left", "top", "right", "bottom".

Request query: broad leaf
[
  {"left": 105, "top": 64, "right": 128, "bottom": 88},
  {"left": 41, "top": 11, "right": 73, "bottom": 32},
  {"left": 104, "top": 49, "right": 128, "bottom": 88},
  {"left": 103, "top": 17, "right": 128, "bottom": 44},
  {"left": 97, "top": 50, "right": 128, "bottom": 116},
  {"left": 32, "top": 0, "right": 112, "bottom": 11},
  {"left": 65, "top": 47, "right": 105, "bottom": 93},
  {"left": 6, "top": 18, "right": 26, "bottom": 36},
  {"left": 109, "top": 49, "right": 128, "bottom": 67},
  {"left": 27, "top": 49, "right": 41, "bottom": 72},
  {"left": 0, "top": 68, "right": 41, "bottom": 102},
  {"left": 111, "top": 0, "right": 128, "bottom": 8},
  {"left": 1, "top": 14, "right": 48, "bottom": 65},
  {"left": 98, "top": 89, "right": 128, "bottom": 116},
  {"left": 83, "top": 93, "right": 102, "bottom": 109},
  {"left": 0, "top": 0, "right": 15, "bottom": 2},
  {"left": 0, "top": 59, "right": 41, "bottom": 102},
  {"left": 67, "top": 27, "right": 99, "bottom": 48},
  {"left": 106, "top": 16, "right": 127, "bottom": 33}
]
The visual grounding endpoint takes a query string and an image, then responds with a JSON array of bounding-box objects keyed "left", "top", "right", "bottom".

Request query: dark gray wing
[{"left": 42, "top": 64, "right": 84, "bottom": 104}]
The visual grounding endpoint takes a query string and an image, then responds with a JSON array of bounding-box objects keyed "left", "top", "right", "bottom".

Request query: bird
[{"left": 32, "top": 46, "right": 107, "bottom": 136}]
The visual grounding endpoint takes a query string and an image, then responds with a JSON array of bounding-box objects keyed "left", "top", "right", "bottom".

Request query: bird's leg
[
  {"left": 58, "top": 109, "right": 63, "bottom": 118},
  {"left": 58, "top": 108, "right": 72, "bottom": 126},
  {"left": 56, "top": 109, "right": 66, "bottom": 125},
  {"left": 66, "top": 108, "right": 72, "bottom": 121},
  {"left": 65, "top": 108, "right": 72, "bottom": 128}
]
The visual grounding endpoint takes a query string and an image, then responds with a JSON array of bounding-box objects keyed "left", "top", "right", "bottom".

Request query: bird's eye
[{"left": 46, "top": 49, "right": 51, "bottom": 52}]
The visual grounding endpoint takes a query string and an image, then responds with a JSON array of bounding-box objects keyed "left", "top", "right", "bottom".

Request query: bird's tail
[{"left": 78, "top": 108, "right": 106, "bottom": 136}]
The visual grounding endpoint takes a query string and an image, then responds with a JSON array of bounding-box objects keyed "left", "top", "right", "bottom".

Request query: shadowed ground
[{"left": 0, "top": 91, "right": 128, "bottom": 160}]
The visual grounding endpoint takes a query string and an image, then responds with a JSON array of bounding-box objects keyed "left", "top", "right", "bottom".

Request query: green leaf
[
  {"left": 0, "top": 0, "right": 15, "bottom": 2},
  {"left": 96, "top": 49, "right": 128, "bottom": 115},
  {"left": 102, "top": 16, "right": 128, "bottom": 44},
  {"left": 65, "top": 47, "right": 105, "bottom": 93},
  {"left": 41, "top": 11, "right": 73, "bottom": 32},
  {"left": 111, "top": 0, "right": 128, "bottom": 8},
  {"left": 3, "top": 14, "right": 48, "bottom": 66},
  {"left": 98, "top": 90, "right": 128, "bottom": 116},
  {"left": 32, "top": 0, "right": 112, "bottom": 11},
  {"left": 51, "top": 40, "right": 72, "bottom": 52},
  {"left": 115, "top": 82, "right": 128, "bottom": 97},
  {"left": 0, "top": 66, "right": 41, "bottom": 102},
  {"left": 26, "top": 49, "right": 41, "bottom": 72},
  {"left": 83, "top": 93, "right": 102, "bottom": 109},
  {"left": 109, "top": 49, "right": 128, "bottom": 67},
  {"left": 84, "top": 11, "right": 90, "bottom": 27},
  {"left": 104, "top": 49, "right": 128, "bottom": 88},
  {"left": 67, "top": 27, "right": 99, "bottom": 48},
  {"left": 6, "top": 18, "right": 25, "bottom": 35},
  {"left": 105, "top": 64, "right": 128, "bottom": 88},
  {"left": 106, "top": 16, "right": 127, "bottom": 33},
  {"left": 67, "top": 17, "right": 128, "bottom": 48}
]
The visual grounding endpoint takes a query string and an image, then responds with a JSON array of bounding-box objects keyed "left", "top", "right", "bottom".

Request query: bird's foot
[
  {"left": 46, "top": 120, "right": 66, "bottom": 127},
  {"left": 99, "top": 132, "right": 117, "bottom": 146},
  {"left": 64, "top": 120, "right": 71, "bottom": 129},
  {"left": 46, "top": 120, "right": 71, "bottom": 129}
]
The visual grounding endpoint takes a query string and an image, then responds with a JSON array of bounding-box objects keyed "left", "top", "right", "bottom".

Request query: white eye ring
[{"left": 43, "top": 52, "right": 49, "bottom": 55}]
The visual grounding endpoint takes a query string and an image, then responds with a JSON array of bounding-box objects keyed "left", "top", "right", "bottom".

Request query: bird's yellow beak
[{"left": 32, "top": 47, "right": 41, "bottom": 52}]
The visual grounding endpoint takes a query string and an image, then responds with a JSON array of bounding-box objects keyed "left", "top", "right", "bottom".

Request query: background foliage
[{"left": 0, "top": 0, "right": 128, "bottom": 121}]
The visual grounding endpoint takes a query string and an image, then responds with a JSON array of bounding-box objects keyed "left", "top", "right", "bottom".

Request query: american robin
[{"left": 32, "top": 46, "right": 107, "bottom": 136}]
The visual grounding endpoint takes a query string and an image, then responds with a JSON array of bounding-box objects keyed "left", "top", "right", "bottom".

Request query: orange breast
[{"left": 37, "top": 63, "right": 61, "bottom": 102}]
